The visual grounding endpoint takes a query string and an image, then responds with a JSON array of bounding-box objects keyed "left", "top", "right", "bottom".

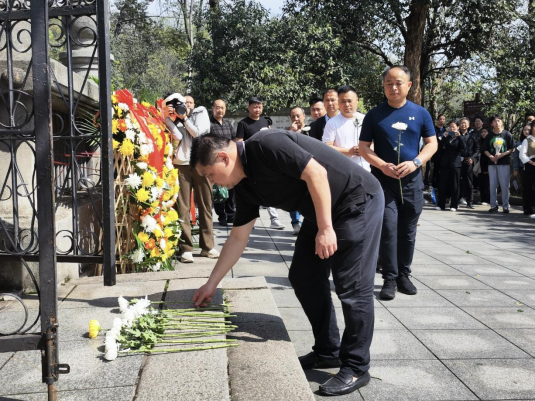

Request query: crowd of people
[{"left": 159, "top": 65, "right": 535, "bottom": 397}]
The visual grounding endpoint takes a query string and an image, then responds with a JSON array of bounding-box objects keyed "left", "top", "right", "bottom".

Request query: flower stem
[
  {"left": 123, "top": 343, "right": 239, "bottom": 354},
  {"left": 160, "top": 339, "right": 237, "bottom": 344},
  {"left": 398, "top": 130, "right": 404, "bottom": 204}
]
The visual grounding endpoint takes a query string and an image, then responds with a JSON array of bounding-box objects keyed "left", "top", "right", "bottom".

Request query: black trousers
[
  {"left": 524, "top": 164, "right": 535, "bottom": 214},
  {"left": 460, "top": 163, "right": 474, "bottom": 204},
  {"left": 378, "top": 172, "right": 424, "bottom": 280},
  {"left": 288, "top": 191, "right": 384, "bottom": 376},
  {"left": 214, "top": 187, "right": 236, "bottom": 222},
  {"left": 423, "top": 160, "right": 431, "bottom": 187},
  {"left": 438, "top": 167, "right": 461, "bottom": 209}
]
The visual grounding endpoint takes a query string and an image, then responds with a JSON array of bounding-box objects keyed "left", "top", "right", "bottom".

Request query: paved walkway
[
  {"left": 231, "top": 203, "right": 535, "bottom": 400},
  {"left": 0, "top": 202, "right": 534, "bottom": 400}
]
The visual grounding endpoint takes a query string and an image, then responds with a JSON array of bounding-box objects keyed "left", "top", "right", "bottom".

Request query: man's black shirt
[
  {"left": 308, "top": 115, "right": 327, "bottom": 141},
  {"left": 236, "top": 116, "right": 270, "bottom": 141},
  {"left": 233, "top": 130, "right": 381, "bottom": 227},
  {"left": 210, "top": 116, "right": 236, "bottom": 140}
]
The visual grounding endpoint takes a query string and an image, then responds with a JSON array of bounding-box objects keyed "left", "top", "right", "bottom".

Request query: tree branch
[
  {"left": 385, "top": 0, "right": 407, "bottom": 38},
  {"left": 423, "top": 64, "right": 461, "bottom": 79},
  {"left": 356, "top": 42, "right": 393, "bottom": 66}
]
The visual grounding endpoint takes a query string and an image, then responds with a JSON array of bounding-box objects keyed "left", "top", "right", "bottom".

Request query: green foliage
[
  {"left": 110, "top": 0, "right": 190, "bottom": 103},
  {"left": 189, "top": 0, "right": 383, "bottom": 113}
]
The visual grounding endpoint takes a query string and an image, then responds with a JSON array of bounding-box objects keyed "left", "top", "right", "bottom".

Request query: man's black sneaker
[
  {"left": 503, "top": 208, "right": 510, "bottom": 214},
  {"left": 466, "top": 203, "right": 475, "bottom": 209},
  {"left": 298, "top": 352, "right": 341, "bottom": 370},
  {"left": 397, "top": 275, "right": 417, "bottom": 295},
  {"left": 488, "top": 206, "right": 499, "bottom": 213},
  {"left": 380, "top": 278, "right": 397, "bottom": 300}
]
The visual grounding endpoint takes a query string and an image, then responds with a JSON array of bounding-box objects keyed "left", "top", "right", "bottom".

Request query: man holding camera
[{"left": 163, "top": 92, "right": 219, "bottom": 263}]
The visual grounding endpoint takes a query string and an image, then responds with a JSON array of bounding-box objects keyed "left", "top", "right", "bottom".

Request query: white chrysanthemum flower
[
  {"left": 153, "top": 263, "right": 161, "bottom": 272},
  {"left": 166, "top": 159, "right": 174, "bottom": 171},
  {"left": 131, "top": 248, "right": 145, "bottom": 263},
  {"left": 392, "top": 122, "right": 408, "bottom": 130},
  {"left": 104, "top": 339, "right": 118, "bottom": 361},
  {"left": 106, "top": 328, "right": 119, "bottom": 341},
  {"left": 118, "top": 296, "right": 129, "bottom": 313},
  {"left": 126, "top": 119, "right": 133, "bottom": 129},
  {"left": 163, "top": 200, "right": 174, "bottom": 209},
  {"left": 159, "top": 239, "right": 166, "bottom": 250},
  {"left": 125, "top": 129, "right": 136, "bottom": 142},
  {"left": 112, "top": 317, "right": 123, "bottom": 332},
  {"left": 149, "top": 187, "right": 163, "bottom": 203},
  {"left": 141, "top": 215, "right": 158, "bottom": 233},
  {"left": 136, "top": 162, "right": 148, "bottom": 170},
  {"left": 140, "top": 144, "right": 151, "bottom": 156},
  {"left": 118, "top": 102, "right": 129, "bottom": 111},
  {"left": 125, "top": 173, "right": 142, "bottom": 189},
  {"left": 122, "top": 309, "right": 136, "bottom": 326}
]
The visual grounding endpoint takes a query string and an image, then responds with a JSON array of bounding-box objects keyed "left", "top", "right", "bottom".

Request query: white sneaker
[
  {"left": 180, "top": 252, "right": 194, "bottom": 263},
  {"left": 450, "top": 208, "right": 457, "bottom": 212},
  {"left": 292, "top": 223, "right": 301, "bottom": 235},
  {"left": 530, "top": 214, "right": 535, "bottom": 220},
  {"left": 435, "top": 206, "right": 443, "bottom": 211},
  {"left": 270, "top": 219, "right": 285, "bottom": 230},
  {"left": 481, "top": 202, "right": 488, "bottom": 205},
  {"left": 459, "top": 198, "right": 467, "bottom": 205},
  {"left": 201, "top": 248, "right": 220, "bottom": 259}
]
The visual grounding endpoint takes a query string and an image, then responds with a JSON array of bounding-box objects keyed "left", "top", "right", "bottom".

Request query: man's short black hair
[
  {"left": 382, "top": 65, "right": 411, "bottom": 81},
  {"left": 437, "top": 114, "right": 446, "bottom": 120},
  {"left": 322, "top": 88, "right": 338, "bottom": 98},
  {"left": 190, "top": 134, "right": 231, "bottom": 168},
  {"left": 490, "top": 114, "right": 503, "bottom": 124},
  {"left": 309, "top": 97, "right": 323, "bottom": 106},
  {"left": 248, "top": 96, "right": 263, "bottom": 105},
  {"left": 289, "top": 106, "right": 305, "bottom": 116},
  {"left": 337, "top": 85, "right": 357, "bottom": 96},
  {"left": 448, "top": 120, "right": 458, "bottom": 126}
]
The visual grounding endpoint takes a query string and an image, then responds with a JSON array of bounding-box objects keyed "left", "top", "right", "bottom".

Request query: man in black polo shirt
[
  {"left": 191, "top": 131, "right": 383, "bottom": 396},
  {"left": 210, "top": 99, "right": 236, "bottom": 226}
]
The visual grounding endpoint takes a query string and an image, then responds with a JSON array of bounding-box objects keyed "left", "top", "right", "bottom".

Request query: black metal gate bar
[
  {"left": 30, "top": 1, "right": 61, "bottom": 398},
  {"left": 97, "top": 0, "right": 116, "bottom": 286}
]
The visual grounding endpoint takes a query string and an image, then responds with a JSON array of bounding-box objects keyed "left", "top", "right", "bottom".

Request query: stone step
[{"left": 222, "top": 277, "right": 315, "bottom": 401}]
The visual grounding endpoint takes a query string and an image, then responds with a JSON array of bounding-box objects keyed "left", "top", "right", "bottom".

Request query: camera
[{"left": 163, "top": 93, "right": 188, "bottom": 116}]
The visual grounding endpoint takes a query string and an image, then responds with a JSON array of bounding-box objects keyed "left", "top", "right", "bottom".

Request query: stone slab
[
  {"left": 166, "top": 277, "right": 223, "bottom": 305},
  {"left": 501, "top": 289, "right": 535, "bottom": 308},
  {"left": 60, "top": 280, "right": 166, "bottom": 309},
  {"left": 412, "top": 329, "right": 531, "bottom": 359},
  {"left": 416, "top": 253, "right": 489, "bottom": 265},
  {"left": 370, "top": 330, "right": 436, "bottom": 361},
  {"left": 226, "top": 288, "right": 283, "bottom": 324},
  {"left": 135, "top": 345, "right": 230, "bottom": 401},
  {"left": 436, "top": 289, "right": 520, "bottom": 307},
  {"left": 449, "top": 264, "right": 522, "bottom": 277},
  {"left": 443, "top": 359, "right": 535, "bottom": 400},
  {"left": 221, "top": 276, "right": 268, "bottom": 290},
  {"left": 415, "top": 275, "right": 492, "bottom": 290},
  {"left": 379, "top": 290, "right": 454, "bottom": 309},
  {"left": 373, "top": 308, "right": 405, "bottom": 330},
  {"left": 505, "top": 265, "right": 535, "bottom": 277},
  {"left": 461, "top": 307, "right": 535, "bottom": 329},
  {"left": 18, "top": 386, "right": 135, "bottom": 401},
  {"left": 359, "top": 360, "right": 477, "bottom": 400},
  {"left": 0, "top": 340, "right": 143, "bottom": 396},
  {"left": 494, "top": 329, "right": 535, "bottom": 357},
  {"left": 387, "top": 307, "right": 486, "bottom": 330},
  {"left": 410, "top": 264, "right": 466, "bottom": 276},
  {"left": 475, "top": 276, "right": 535, "bottom": 290},
  {"left": 0, "top": 352, "right": 13, "bottom": 369}
]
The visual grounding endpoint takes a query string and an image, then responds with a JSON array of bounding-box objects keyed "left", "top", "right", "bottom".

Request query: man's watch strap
[{"left": 413, "top": 158, "right": 422, "bottom": 168}]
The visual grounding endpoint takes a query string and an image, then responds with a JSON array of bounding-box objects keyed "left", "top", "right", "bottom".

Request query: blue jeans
[{"left": 290, "top": 211, "right": 300, "bottom": 225}]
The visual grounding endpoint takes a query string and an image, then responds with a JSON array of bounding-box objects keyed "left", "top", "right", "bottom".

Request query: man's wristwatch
[{"left": 413, "top": 158, "right": 422, "bottom": 168}]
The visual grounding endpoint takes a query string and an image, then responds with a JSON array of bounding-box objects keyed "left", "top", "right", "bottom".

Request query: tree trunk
[
  {"left": 529, "top": 1, "right": 535, "bottom": 57},
  {"left": 404, "top": 1, "right": 429, "bottom": 105},
  {"left": 209, "top": 0, "right": 219, "bottom": 9}
]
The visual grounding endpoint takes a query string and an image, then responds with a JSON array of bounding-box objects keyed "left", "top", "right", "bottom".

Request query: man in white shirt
[{"left": 323, "top": 86, "right": 371, "bottom": 172}]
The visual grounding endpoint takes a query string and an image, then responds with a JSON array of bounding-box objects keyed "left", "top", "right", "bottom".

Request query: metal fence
[{"left": 0, "top": 0, "right": 114, "bottom": 398}]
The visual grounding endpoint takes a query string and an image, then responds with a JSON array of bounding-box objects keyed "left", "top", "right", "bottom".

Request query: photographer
[
  {"left": 163, "top": 93, "right": 218, "bottom": 263},
  {"left": 436, "top": 121, "right": 465, "bottom": 211}
]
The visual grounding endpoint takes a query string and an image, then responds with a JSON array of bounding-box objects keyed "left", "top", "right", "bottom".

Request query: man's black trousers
[
  {"left": 378, "top": 172, "right": 424, "bottom": 280},
  {"left": 214, "top": 187, "right": 236, "bottom": 222},
  {"left": 460, "top": 163, "right": 474, "bottom": 204},
  {"left": 438, "top": 167, "right": 461, "bottom": 210},
  {"left": 288, "top": 191, "right": 384, "bottom": 376}
]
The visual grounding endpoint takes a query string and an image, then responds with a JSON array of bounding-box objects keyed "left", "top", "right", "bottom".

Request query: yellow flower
[
  {"left": 113, "top": 139, "right": 120, "bottom": 150},
  {"left": 119, "top": 139, "right": 135, "bottom": 157},
  {"left": 163, "top": 166, "right": 169, "bottom": 175},
  {"left": 111, "top": 94, "right": 118, "bottom": 104},
  {"left": 136, "top": 188, "right": 150, "bottom": 202},
  {"left": 161, "top": 254, "right": 167, "bottom": 262},
  {"left": 112, "top": 119, "right": 118, "bottom": 134},
  {"left": 151, "top": 247, "right": 160, "bottom": 258},
  {"left": 141, "top": 101, "right": 151, "bottom": 108},
  {"left": 153, "top": 227, "right": 163, "bottom": 238},
  {"left": 165, "top": 144, "right": 171, "bottom": 154},
  {"left": 138, "top": 232, "right": 149, "bottom": 242},
  {"left": 167, "top": 209, "right": 179, "bottom": 222},
  {"left": 151, "top": 200, "right": 160, "bottom": 208},
  {"left": 166, "top": 249, "right": 175, "bottom": 258},
  {"left": 142, "top": 172, "right": 155, "bottom": 187},
  {"left": 162, "top": 191, "right": 171, "bottom": 201},
  {"left": 88, "top": 319, "right": 101, "bottom": 338},
  {"left": 155, "top": 177, "right": 164, "bottom": 188},
  {"left": 170, "top": 169, "right": 179, "bottom": 180}
]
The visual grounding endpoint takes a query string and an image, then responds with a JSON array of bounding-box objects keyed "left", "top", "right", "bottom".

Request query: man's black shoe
[
  {"left": 380, "top": 278, "right": 397, "bottom": 300},
  {"left": 298, "top": 352, "right": 341, "bottom": 370},
  {"left": 503, "top": 208, "right": 510, "bottom": 214},
  {"left": 227, "top": 216, "right": 235, "bottom": 224},
  {"left": 466, "top": 203, "right": 475, "bottom": 209},
  {"left": 218, "top": 220, "right": 228, "bottom": 226},
  {"left": 397, "top": 275, "right": 417, "bottom": 295},
  {"left": 488, "top": 206, "right": 499, "bottom": 213},
  {"left": 319, "top": 370, "right": 371, "bottom": 396}
]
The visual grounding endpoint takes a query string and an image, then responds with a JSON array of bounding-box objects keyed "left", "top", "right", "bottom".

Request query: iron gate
[{"left": 0, "top": 0, "right": 114, "bottom": 398}]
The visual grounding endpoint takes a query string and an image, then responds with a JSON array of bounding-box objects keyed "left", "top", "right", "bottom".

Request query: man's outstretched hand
[{"left": 193, "top": 281, "right": 217, "bottom": 308}]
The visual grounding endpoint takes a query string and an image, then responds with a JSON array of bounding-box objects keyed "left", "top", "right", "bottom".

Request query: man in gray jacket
[{"left": 164, "top": 93, "right": 218, "bottom": 263}]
